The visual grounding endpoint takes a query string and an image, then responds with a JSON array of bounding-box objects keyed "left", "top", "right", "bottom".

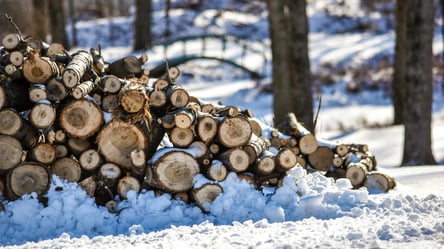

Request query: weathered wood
[
  {"left": 0, "top": 79, "right": 33, "bottom": 111},
  {"left": 51, "top": 157, "right": 82, "bottom": 182},
  {"left": 192, "top": 183, "right": 223, "bottom": 212},
  {"left": 97, "top": 120, "right": 148, "bottom": 169},
  {"left": 117, "top": 175, "right": 141, "bottom": 199},
  {"left": 23, "top": 50, "right": 60, "bottom": 84},
  {"left": 345, "top": 163, "right": 368, "bottom": 188},
  {"left": 130, "top": 149, "right": 147, "bottom": 179},
  {"left": 29, "top": 100, "right": 56, "bottom": 129},
  {"left": 7, "top": 162, "right": 50, "bottom": 200},
  {"left": 28, "top": 143, "right": 56, "bottom": 165},
  {"left": 169, "top": 127, "right": 195, "bottom": 148},
  {"left": 79, "top": 175, "right": 97, "bottom": 197},
  {"left": 59, "top": 98, "right": 104, "bottom": 139},
  {"left": 99, "top": 75, "right": 124, "bottom": 94},
  {"left": 145, "top": 150, "right": 200, "bottom": 193},
  {"left": 249, "top": 152, "right": 275, "bottom": 176},
  {"left": 166, "top": 84, "right": 189, "bottom": 108},
  {"left": 276, "top": 112, "right": 301, "bottom": 137},
  {"left": 119, "top": 82, "right": 148, "bottom": 113},
  {"left": 243, "top": 134, "right": 270, "bottom": 165},
  {"left": 62, "top": 50, "right": 93, "bottom": 88},
  {"left": 0, "top": 108, "right": 38, "bottom": 149},
  {"left": 97, "top": 163, "right": 122, "bottom": 188},
  {"left": 46, "top": 78, "right": 68, "bottom": 102},
  {"left": 219, "top": 147, "right": 250, "bottom": 173},
  {"left": 307, "top": 146, "right": 335, "bottom": 171},
  {"left": 217, "top": 116, "right": 252, "bottom": 148},
  {"left": 107, "top": 55, "right": 144, "bottom": 78},
  {"left": 364, "top": 172, "right": 396, "bottom": 193},
  {"left": 0, "top": 135, "right": 23, "bottom": 172}
]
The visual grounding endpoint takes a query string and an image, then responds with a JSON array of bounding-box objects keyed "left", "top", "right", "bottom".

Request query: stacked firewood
[{"left": 0, "top": 33, "right": 395, "bottom": 212}]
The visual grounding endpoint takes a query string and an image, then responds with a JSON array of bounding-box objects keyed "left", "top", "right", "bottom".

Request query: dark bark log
[
  {"left": 0, "top": 108, "right": 39, "bottom": 149},
  {"left": 0, "top": 79, "right": 33, "bottom": 111}
]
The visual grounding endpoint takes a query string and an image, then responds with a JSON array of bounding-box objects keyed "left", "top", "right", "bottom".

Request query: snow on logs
[{"left": 0, "top": 33, "right": 396, "bottom": 211}]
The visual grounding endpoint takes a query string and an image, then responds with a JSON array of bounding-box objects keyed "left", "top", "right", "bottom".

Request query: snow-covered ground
[{"left": 2, "top": 1, "right": 444, "bottom": 248}]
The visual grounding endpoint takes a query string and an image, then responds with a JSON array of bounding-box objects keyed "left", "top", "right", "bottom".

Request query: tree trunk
[
  {"left": 48, "top": 0, "right": 69, "bottom": 49},
  {"left": 133, "top": 0, "right": 152, "bottom": 51},
  {"left": 402, "top": 0, "right": 436, "bottom": 165}
]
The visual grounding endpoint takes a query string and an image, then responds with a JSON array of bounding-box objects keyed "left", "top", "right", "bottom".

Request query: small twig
[
  {"left": 313, "top": 94, "right": 322, "bottom": 135},
  {"left": 3, "top": 13, "right": 23, "bottom": 37},
  {"left": 164, "top": 58, "right": 172, "bottom": 82}
]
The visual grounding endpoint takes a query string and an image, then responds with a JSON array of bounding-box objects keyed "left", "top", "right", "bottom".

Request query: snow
[{"left": 2, "top": 1, "right": 444, "bottom": 248}]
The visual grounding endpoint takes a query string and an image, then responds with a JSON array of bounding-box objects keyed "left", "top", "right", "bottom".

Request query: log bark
[
  {"left": 307, "top": 146, "right": 334, "bottom": 171},
  {"left": 217, "top": 116, "right": 252, "bottom": 148},
  {"left": 130, "top": 149, "right": 147, "bottom": 179},
  {"left": 243, "top": 134, "right": 271, "bottom": 165},
  {"left": 62, "top": 50, "right": 93, "bottom": 88},
  {"left": 51, "top": 157, "right": 82, "bottom": 182},
  {"left": 72, "top": 80, "right": 96, "bottom": 99},
  {"left": 29, "top": 100, "right": 57, "bottom": 129},
  {"left": 59, "top": 98, "right": 104, "bottom": 139},
  {"left": 145, "top": 150, "right": 200, "bottom": 193},
  {"left": 97, "top": 120, "right": 148, "bottom": 169},
  {"left": 0, "top": 79, "right": 33, "bottom": 111},
  {"left": 97, "top": 163, "right": 122, "bottom": 189},
  {"left": 276, "top": 112, "right": 301, "bottom": 137},
  {"left": 22, "top": 50, "right": 59, "bottom": 83},
  {"left": 6, "top": 162, "right": 50, "bottom": 200},
  {"left": 79, "top": 175, "right": 97, "bottom": 197},
  {"left": 0, "top": 135, "right": 23, "bottom": 172},
  {"left": 107, "top": 55, "right": 143, "bottom": 78}
]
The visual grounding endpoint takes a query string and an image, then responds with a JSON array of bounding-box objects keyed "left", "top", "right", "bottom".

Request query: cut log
[
  {"left": 67, "top": 138, "right": 92, "bottom": 157},
  {"left": 46, "top": 78, "right": 68, "bottom": 102},
  {"left": 0, "top": 108, "right": 39, "bottom": 149},
  {"left": 101, "top": 94, "right": 119, "bottom": 112},
  {"left": 59, "top": 98, "right": 104, "bottom": 139},
  {"left": 174, "top": 108, "right": 197, "bottom": 129},
  {"left": 0, "top": 79, "right": 33, "bottom": 111},
  {"left": 332, "top": 154, "right": 344, "bottom": 168},
  {"left": 62, "top": 50, "right": 93, "bottom": 88},
  {"left": 28, "top": 143, "right": 56, "bottom": 165},
  {"left": 335, "top": 144, "right": 350, "bottom": 157},
  {"left": 298, "top": 134, "right": 318, "bottom": 155},
  {"left": 79, "top": 175, "right": 97, "bottom": 197},
  {"left": 192, "top": 183, "right": 223, "bottom": 212},
  {"left": 249, "top": 152, "right": 275, "bottom": 176},
  {"left": 243, "top": 134, "right": 270, "bottom": 165},
  {"left": 276, "top": 112, "right": 301, "bottom": 137},
  {"left": 54, "top": 144, "right": 68, "bottom": 158},
  {"left": 274, "top": 148, "right": 298, "bottom": 172},
  {"left": 72, "top": 80, "right": 96, "bottom": 99},
  {"left": 145, "top": 150, "right": 200, "bottom": 193},
  {"left": 166, "top": 84, "right": 189, "bottom": 108},
  {"left": 45, "top": 42, "right": 66, "bottom": 58},
  {"left": 29, "top": 84, "right": 48, "bottom": 102},
  {"left": 51, "top": 157, "right": 82, "bottom": 182},
  {"left": 97, "top": 120, "right": 148, "bottom": 169},
  {"left": 9, "top": 51, "right": 24, "bottom": 67},
  {"left": 130, "top": 149, "right": 147, "bottom": 179},
  {"left": 307, "top": 146, "right": 335, "bottom": 171},
  {"left": 23, "top": 50, "right": 60, "bottom": 84},
  {"left": 0, "top": 135, "right": 23, "bottom": 172},
  {"left": 7, "top": 162, "right": 50, "bottom": 200},
  {"left": 345, "top": 163, "right": 368, "bottom": 188},
  {"left": 79, "top": 149, "right": 103, "bottom": 173},
  {"left": 97, "top": 163, "right": 122, "bottom": 188},
  {"left": 219, "top": 147, "right": 250, "bottom": 173},
  {"left": 149, "top": 89, "right": 168, "bottom": 110},
  {"left": 217, "top": 116, "right": 252, "bottom": 148},
  {"left": 364, "top": 172, "right": 396, "bottom": 193},
  {"left": 196, "top": 114, "right": 218, "bottom": 144},
  {"left": 29, "top": 100, "right": 56, "bottom": 129},
  {"left": 249, "top": 118, "right": 263, "bottom": 137},
  {"left": 2, "top": 33, "right": 26, "bottom": 51},
  {"left": 119, "top": 83, "right": 148, "bottom": 113},
  {"left": 107, "top": 55, "right": 143, "bottom": 78},
  {"left": 169, "top": 127, "right": 195, "bottom": 148},
  {"left": 202, "top": 160, "right": 228, "bottom": 182},
  {"left": 117, "top": 175, "right": 141, "bottom": 199},
  {"left": 99, "top": 75, "right": 124, "bottom": 94}
]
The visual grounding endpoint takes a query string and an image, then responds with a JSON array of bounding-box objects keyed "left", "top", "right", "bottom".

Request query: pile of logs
[{"left": 0, "top": 33, "right": 396, "bottom": 212}]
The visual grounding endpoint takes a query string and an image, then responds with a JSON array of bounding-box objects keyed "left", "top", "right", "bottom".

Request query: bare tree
[
  {"left": 266, "top": 0, "right": 314, "bottom": 131},
  {"left": 133, "top": 0, "right": 152, "bottom": 51},
  {"left": 32, "top": 0, "right": 48, "bottom": 40},
  {"left": 48, "top": 0, "right": 69, "bottom": 49},
  {"left": 401, "top": 0, "right": 436, "bottom": 165}
]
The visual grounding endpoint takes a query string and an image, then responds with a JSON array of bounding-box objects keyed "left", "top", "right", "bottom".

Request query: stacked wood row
[{"left": 0, "top": 33, "right": 396, "bottom": 212}]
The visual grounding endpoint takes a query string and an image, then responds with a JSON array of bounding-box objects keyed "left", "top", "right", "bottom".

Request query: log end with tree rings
[
  {"left": 252, "top": 155, "right": 275, "bottom": 176},
  {"left": 97, "top": 120, "right": 148, "bottom": 170},
  {"left": 62, "top": 69, "right": 81, "bottom": 88},
  {"left": 169, "top": 127, "right": 194, "bottom": 148},
  {"left": 220, "top": 148, "right": 250, "bottom": 173},
  {"left": 345, "top": 163, "right": 368, "bottom": 188},
  {"left": 192, "top": 183, "right": 223, "bottom": 212},
  {"left": 217, "top": 116, "right": 252, "bottom": 148},
  {"left": 98, "top": 163, "right": 122, "bottom": 188},
  {"left": 46, "top": 78, "right": 68, "bottom": 102},
  {"left": 117, "top": 175, "right": 141, "bottom": 199},
  {"left": 174, "top": 109, "right": 195, "bottom": 129},
  {"left": 149, "top": 90, "right": 167, "bottom": 108},
  {"left": 197, "top": 114, "right": 218, "bottom": 144},
  {"left": 79, "top": 149, "right": 102, "bottom": 172},
  {"left": 2, "top": 33, "right": 20, "bottom": 50},
  {"left": 152, "top": 151, "right": 200, "bottom": 193},
  {"left": 167, "top": 85, "right": 189, "bottom": 108},
  {"left": 298, "top": 134, "right": 318, "bottom": 155},
  {"left": 29, "top": 101, "right": 56, "bottom": 129},
  {"left": 7, "top": 162, "right": 50, "bottom": 200},
  {"left": 120, "top": 88, "right": 147, "bottom": 113},
  {"left": 9, "top": 51, "right": 24, "bottom": 67},
  {"left": 29, "top": 143, "right": 56, "bottom": 165},
  {"left": 205, "top": 160, "right": 228, "bottom": 182},
  {"left": 51, "top": 157, "right": 82, "bottom": 183},
  {"left": 335, "top": 144, "right": 349, "bottom": 157},
  {"left": 275, "top": 148, "right": 298, "bottom": 172},
  {"left": 0, "top": 135, "right": 23, "bottom": 172},
  {"left": 59, "top": 99, "right": 103, "bottom": 139},
  {"left": 364, "top": 172, "right": 396, "bottom": 193},
  {"left": 22, "top": 51, "right": 59, "bottom": 84},
  {"left": 100, "top": 75, "right": 122, "bottom": 94},
  {"left": 29, "top": 84, "right": 48, "bottom": 103},
  {"left": 307, "top": 146, "right": 334, "bottom": 172},
  {"left": 0, "top": 109, "right": 22, "bottom": 136}
]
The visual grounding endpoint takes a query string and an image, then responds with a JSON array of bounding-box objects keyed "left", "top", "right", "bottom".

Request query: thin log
[
  {"left": 130, "top": 149, "right": 147, "bottom": 179},
  {"left": 99, "top": 75, "right": 124, "bottom": 94},
  {"left": 196, "top": 114, "right": 218, "bottom": 144},
  {"left": 29, "top": 84, "right": 48, "bottom": 102},
  {"left": 79, "top": 175, "right": 97, "bottom": 197},
  {"left": 79, "top": 149, "right": 103, "bottom": 173},
  {"left": 62, "top": 50, "right": 93, "bottom": 88},
  {"left": 117, "top": 175, "right": 141, "bottom": 199},
  {"left": 276, "top": 112, "right": 301, "bottom": 137},
  {"left": 202, "top": 160, "right": 228, "bottom": 182},
  {"left": 2, "top": 33, "right": 27, "bottom": 51},
  {"left": 28, "top": 143, "right": 56, "bottom": 165},
  {"left": 72, "top": 80, "right": 96, "bottom": 99},
  {"left": 59, "top": 98, "right": 104, "bottom": 139},
  {"left": 298, "top": 134, "right": 318, "bottom": 155},
  {"left": 243, "top": 134, "right": 271, "bottom": 165},
  {"left": 345, "top": 163, "right": 368, "bottom": 188},
  {"left": 67, "top": 137, "right": 92, "bottom": 157},
  {"left": 97, "top": 163, "right": 122, "bottom": 189},
  {"left": 249, "top": 151, "right": 275, "bottom": 176},
  {"left": 166, "top": 84, "right": 189, "bottom": 108}
]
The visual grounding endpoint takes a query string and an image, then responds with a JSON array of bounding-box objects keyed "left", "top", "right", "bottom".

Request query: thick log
[
  {"left": 97, "top": 120, "right": 148, "bottom": 169},
  {"left": 29, "top": 100, "right": 57, "bottom": 129},
  {"left": 22, "top": 50, "right": 59, "bottom": 83},
  {"left": 196, "top": 114, "right": 218, "bottom": 144},
  {"left": 249, "top": 151, "right": 275, "bottom": 176},
  {"left": 6, "top": 162, "right": 50, "bottom": 200},
  {"left": 364, "top": 172, "right": 396, "bottom": 193},
  {"left": 117, "top": 175, "right": 141, "bottom": 199},
  {"left": 0, "top": 135, "right": 23, "bottom": 172},
  {"left": 217, "top": 116, "right": 252, "bottom": 148},
  {"left": 145, "top": 149, "right": 200, "bottom": 193},
  {"left": 219, "top": 147, "right": 250, "bottom": 173},
  {"left": 274, "top": 148, "right": 298, "bottom": 172},
  {"left": 119, "top": 82, "right": 148, "bottom": 114},
  {"left": 28, "top": 143, "right": 56, "bottom": 165},
  {"left": 79, "top": 149, "right": 103, "bottom": 173},
  {"left": 192, "top": 183, "right": 223, "bottom": 212},
  {"left": 51, "top": 157, "right": 82, "bottom": 182},
  {"left": 307, "top": 146, "right": 335, "bottom": 171},
  {"left": 169, "top": 127, "right": 195, "bottom": 148},
  {"left": 107, "top": 55, "right": 144, "bottom": 78},
  {"left": 0, "top": 79, "right": 33, "bottom": 111},
  {"left": 0, "top": 108, "right": 39, "bottom": 149},
  {"left": 298, "top": 134, "right": 318, "bottom": 155},
  {"left": 62, "top": 50, "right": 93, "bottom": 88},
  {"left": 59, "top": 98, "right": 104, "bottom": 139}
]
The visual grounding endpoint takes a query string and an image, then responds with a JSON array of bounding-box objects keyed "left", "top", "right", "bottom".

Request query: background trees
[{"left": 266, "top": 0, "right": 314, "bottom": 132}]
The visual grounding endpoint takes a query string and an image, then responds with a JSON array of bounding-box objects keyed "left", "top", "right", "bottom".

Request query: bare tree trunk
[
  {"left": 133, "top": 0, "right": 152, "bottom": 51},
  {"left": 48, "top": 0, "right": 69, "bottom": 49},
  {"left": 402, "top": 0, "right": 436, "bottom": 165},
  {"left": 393, "top": 0, "right": 408, "bottom": 125},
  {"left": 32, "top": 0, "right": 48, "bottom": 40},
  {"left": 68, "top": 0, "right": 78, "bottom": 47},
  {"left": 267, "top": 0, "right": 313, "bottom": 132}
]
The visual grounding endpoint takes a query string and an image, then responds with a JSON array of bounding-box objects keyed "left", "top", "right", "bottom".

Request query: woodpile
[{"left": 0, "top": 33, "right": 396, "bottom": 212}]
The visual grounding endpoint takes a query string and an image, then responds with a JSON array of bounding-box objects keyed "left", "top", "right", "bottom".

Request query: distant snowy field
[{"left": 2, "top": 1, "right": 444, "bottom": 248}]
